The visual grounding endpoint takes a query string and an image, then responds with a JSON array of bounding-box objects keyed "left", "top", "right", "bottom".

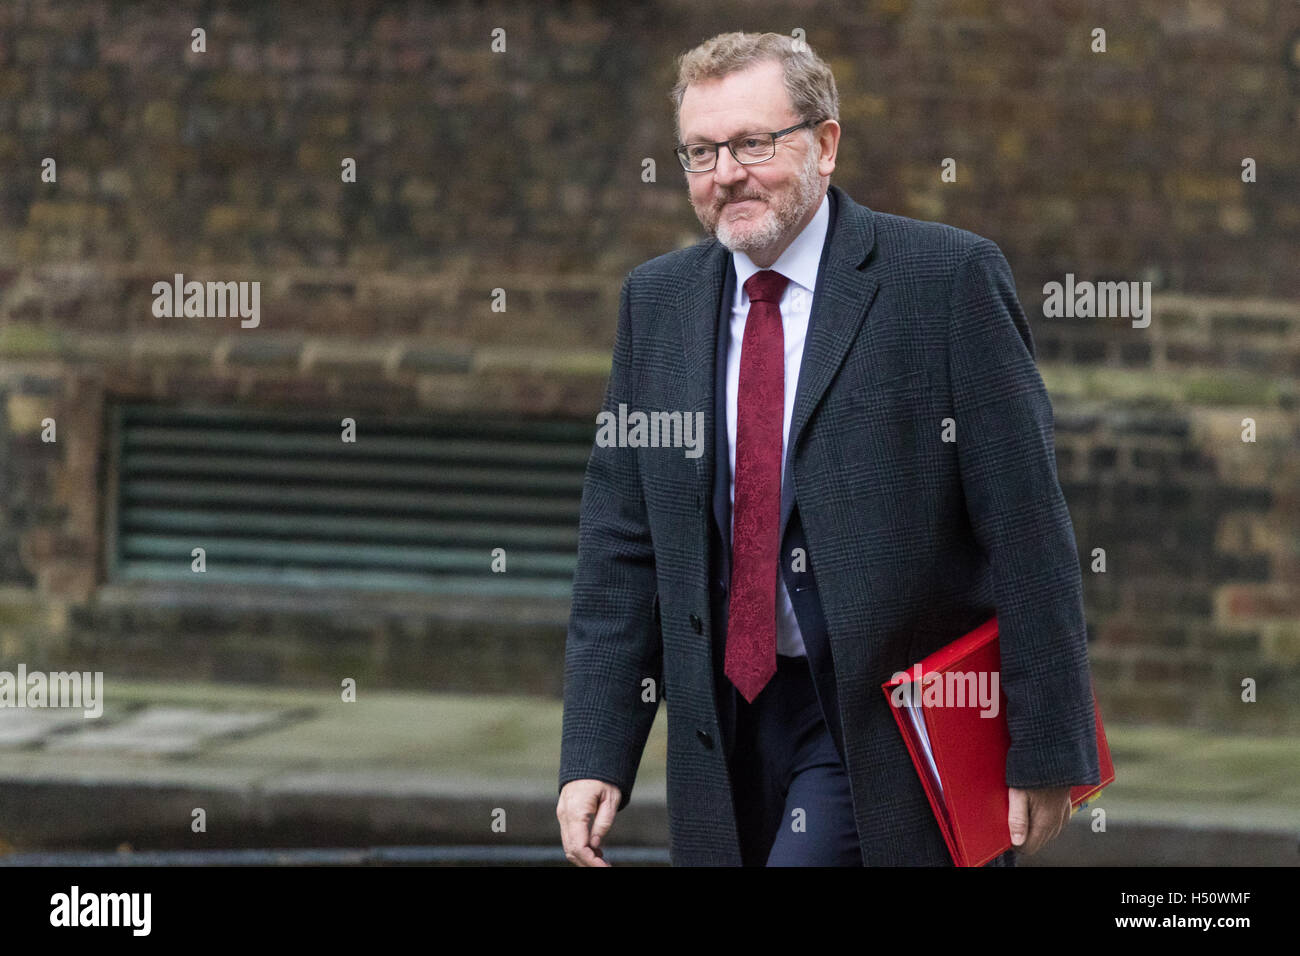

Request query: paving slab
[
  {"left": 0, "top": 679, "right": 1294, "bottom": 865},
  {"left": 42, "top": 706, "right": 302, "bottom": 757}
]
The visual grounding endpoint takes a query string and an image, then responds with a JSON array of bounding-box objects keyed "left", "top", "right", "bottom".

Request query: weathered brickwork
[{"left": 0, "top": 1, "right": 1297, "bottom": 729}]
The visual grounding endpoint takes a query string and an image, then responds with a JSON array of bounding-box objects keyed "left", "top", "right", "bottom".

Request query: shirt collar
[{"left": 731, "top": 191, "right": 831, "bottom": 299}]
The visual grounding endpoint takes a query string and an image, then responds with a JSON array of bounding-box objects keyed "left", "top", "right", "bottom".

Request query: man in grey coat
[{"left": 557, "top": 31, "right": 1100, "bottom": 866}]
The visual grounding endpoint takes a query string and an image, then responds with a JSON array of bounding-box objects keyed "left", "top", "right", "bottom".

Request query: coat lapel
[
  {"left": 677, "top": 241, "right": 729, "bottom": 538},
  {"left": 780, "top": 185, "right": 880, "bottom": 538},
  {"left": 787, "top": 185, "right": 878, "bottom": 456}
]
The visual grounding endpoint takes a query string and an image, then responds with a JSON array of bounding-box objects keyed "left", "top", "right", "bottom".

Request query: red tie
[{"left": 726, "top": 269, "right": 789, "bottom": 704}]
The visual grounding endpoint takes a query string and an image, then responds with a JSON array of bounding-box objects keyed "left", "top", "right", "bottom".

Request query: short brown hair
[{"left": 669, "top": 31, "right": 839, "bottom": 141}]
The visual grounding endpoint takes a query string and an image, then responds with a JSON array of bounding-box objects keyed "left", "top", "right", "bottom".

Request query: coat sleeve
[
  {"left": 557, "top": 270, "right": 663, "bottom": 812},
  {"left": 945, "top": 238, "right": 1101, "bottom": 790}
]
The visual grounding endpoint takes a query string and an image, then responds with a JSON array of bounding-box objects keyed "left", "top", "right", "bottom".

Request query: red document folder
[{"left": 881, "top": 615, "right": 1115, "bottom": 867}]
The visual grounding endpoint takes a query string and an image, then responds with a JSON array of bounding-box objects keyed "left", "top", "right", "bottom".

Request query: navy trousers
[
  {"left": 729, "top": 654, "right": 862, "bottom": 866},
  {"left": 727, "top": 654, "right": 1020, "bottom": 868}
]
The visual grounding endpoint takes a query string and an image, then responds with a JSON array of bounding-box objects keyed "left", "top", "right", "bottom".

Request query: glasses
[{"left": 675, "top": 119, "right": 824, "bottom": 173}]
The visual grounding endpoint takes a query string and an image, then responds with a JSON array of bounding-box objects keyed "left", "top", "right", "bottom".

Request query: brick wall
[
  {"left": 1043, "top": 293, "right": 1300, "bottom": 731},
  {"left": 0, "top": 0, "right": 1297, "bottom": 728}
]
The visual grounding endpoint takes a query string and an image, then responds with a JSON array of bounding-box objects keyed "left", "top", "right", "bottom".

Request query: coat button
[
  {"left": 696, "top": 729, "right": 714, "bottom": 749},
  {"left": 716, "top": 578, "right": 728, "bottom": 594},
  {"left": 689, "top": 613, "right": 702, "bottom": 633}
]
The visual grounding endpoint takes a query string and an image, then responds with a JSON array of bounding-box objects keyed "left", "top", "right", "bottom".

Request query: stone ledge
[
  {"left": 1041, "top": 365, "right": 1297, "bottom": 408},
  {"left": 472, "top": 348, "right": 611, "bottom": 376}
]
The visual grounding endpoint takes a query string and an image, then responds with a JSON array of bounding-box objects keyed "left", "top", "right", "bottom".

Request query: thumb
[
  {"left": 589, "top": 788, "right": 619, "bottom": 849},
  {"left": 1007, "top": 787, "right": 1028, "bottom": 846}
]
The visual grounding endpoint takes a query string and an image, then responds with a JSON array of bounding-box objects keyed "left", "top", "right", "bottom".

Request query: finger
[
  {"left": 558, "top": 798, "right": 599, "bottom": 866},
  {"left": 558, "top": 796, "right": 612, "bottom": 867},
  {"left": 1048, "top": 800, "right": 1065, "bottom": 842},
  {"left": 589, "top": 789, "right": 618, "bottom": 849},
  {"left": 571, "top": 842, "right": 609, "bottom": 866},
  {"left": 1023, "top": 792, "right": 1060, "bottom": 855},
  {"left": 1052, "top": 793, "right": 1072, "bottom": 841},
  {"left": 1040, "top": 792, "right": 1068, "bottom": 846},
  {"left": 1007, "top": 787, "right": 1029, "bottom": 847},
  {"left": 1032, "top": 792, "right": 1056, "bottom": 854}
]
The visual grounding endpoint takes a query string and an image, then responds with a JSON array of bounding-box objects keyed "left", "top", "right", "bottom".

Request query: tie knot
[{"left": 744, "top": 269, "right": 789, "bottom": 305}]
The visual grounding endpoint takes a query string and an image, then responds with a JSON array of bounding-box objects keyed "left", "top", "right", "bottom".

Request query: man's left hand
[{"left": 1007, "top": 785, "right": 1071, "bottom": 855}]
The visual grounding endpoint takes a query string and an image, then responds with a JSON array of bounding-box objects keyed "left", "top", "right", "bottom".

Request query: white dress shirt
[{"left": 727, "top": 192, "right": 831, "bottom": 658}]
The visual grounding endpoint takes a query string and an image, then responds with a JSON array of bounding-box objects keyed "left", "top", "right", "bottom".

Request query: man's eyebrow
[{"left": 681, "top": 126, "right": 763, "bottom": 143}]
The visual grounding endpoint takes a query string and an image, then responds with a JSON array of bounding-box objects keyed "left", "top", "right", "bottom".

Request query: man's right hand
[{"left": 557, "top": 779, "right": 622, "bottom": 867}]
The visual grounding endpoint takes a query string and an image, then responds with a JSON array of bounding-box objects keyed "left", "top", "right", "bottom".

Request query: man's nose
[{"left": 711, "top": 145, "right": 747, "bottom": 186}]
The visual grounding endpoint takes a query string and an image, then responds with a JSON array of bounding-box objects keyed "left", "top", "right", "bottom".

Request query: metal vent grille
[{"left": 106, "top": 405, "right": 590, "bottom": 597}]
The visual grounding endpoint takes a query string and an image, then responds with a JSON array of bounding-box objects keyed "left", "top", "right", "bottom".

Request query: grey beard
[{"left": 703, "top": 148, "right": 823, "bottom": 255}]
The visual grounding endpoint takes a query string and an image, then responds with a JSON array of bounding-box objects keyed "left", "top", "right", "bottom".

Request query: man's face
[{"left": 677, "top": 59, "right": 834, "bottom": 264}]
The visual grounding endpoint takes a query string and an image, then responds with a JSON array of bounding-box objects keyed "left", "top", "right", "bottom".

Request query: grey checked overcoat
[{"left": 558, "top": 184, "right": 1100, "bottom": 865}]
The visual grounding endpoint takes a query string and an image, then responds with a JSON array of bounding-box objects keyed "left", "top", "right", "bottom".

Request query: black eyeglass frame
[{"left": 674, "top": 118, "right": 825, "bottom": 173}]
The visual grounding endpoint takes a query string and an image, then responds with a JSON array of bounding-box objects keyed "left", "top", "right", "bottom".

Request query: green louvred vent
[{"left": 106, "top": 405, "right": 589, "bottom": 597}]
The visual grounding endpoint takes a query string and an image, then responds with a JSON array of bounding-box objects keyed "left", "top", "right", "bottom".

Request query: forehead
[{"left": 679, "top": 59, "right": 796, "bottom": 141}]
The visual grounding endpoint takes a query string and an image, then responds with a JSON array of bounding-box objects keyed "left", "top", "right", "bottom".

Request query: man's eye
[{"left": 688, "top": 146, "right": 710, "bottom": 158}]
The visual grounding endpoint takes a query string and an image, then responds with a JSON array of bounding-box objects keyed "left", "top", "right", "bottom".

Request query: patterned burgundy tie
[{"left": 726, "top": 269, "right": 790, "bottom": 704}]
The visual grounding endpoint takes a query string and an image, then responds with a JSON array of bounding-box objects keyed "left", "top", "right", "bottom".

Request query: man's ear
[{"left": 817, "top": 121, "right": 841, "bottom": 176}]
